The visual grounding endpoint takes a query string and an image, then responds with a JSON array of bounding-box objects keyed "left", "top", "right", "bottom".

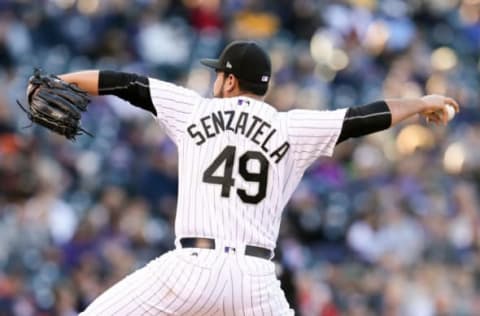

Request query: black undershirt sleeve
[
  {"left": 336, "top": 101, "right": 391, "bottom": 144},
  {"left": 98, "top": 70, "right": 157, "bottom": 115}
]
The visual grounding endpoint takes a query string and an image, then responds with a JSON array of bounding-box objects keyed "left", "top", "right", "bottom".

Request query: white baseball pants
[{"left": 79, "top": 248, "right": 294, "bottom": 315}]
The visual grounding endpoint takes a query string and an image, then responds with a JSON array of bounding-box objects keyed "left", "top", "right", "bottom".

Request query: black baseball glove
[{"left": 17, "top": 69, "right": 92, "bottom": 140}]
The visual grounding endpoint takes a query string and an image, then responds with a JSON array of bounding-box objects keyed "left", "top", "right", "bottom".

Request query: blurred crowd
[{"left": 0, "top": 0, "right": 479, "bottom": 315}]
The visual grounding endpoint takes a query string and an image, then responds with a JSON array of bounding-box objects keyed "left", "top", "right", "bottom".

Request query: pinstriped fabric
[
  {"left": 79, "top": 250, "right": 293, "bottom": 315},
  {"left": 154, "top": 91, "right": 330, "bottom": 250},
  {"left": 125, "top": 256, "right": 178, "bottom": 315},
  {"left": 229, "top": 267, "right": 237, "bottom": 316},
  {"left": 240, "top": 266, "right": 245, "bottom": 316},
  {"left": 83, "top": 79, "right": 348, "bottom": 315},
  {"left": 178, "top": 267, "right": 213, "bottom": 315},
  {"left": 176, "top": 142, "right": 186, "bottom": 238},
  {"left": 189, "top": 251, "right": 225, "bottom": 315},
  {"left": 163, "top": 265, "right": 199, "bottom": 312},
  {"left": 133, "top": 254, "right": 186, "bottom": 315},
  {"left": 168, "top": 95, "right": 344, "bottom": 250},
  {"left": 197, "top": 280, "right": 227, "bottom": 316},
  {"left": 287, "top": 108, "right": 346, "bottom": 170},
  {"left": 266, "top": 276, "right": 275, "bottom": 316},
  {"left": 79, "top": 253, "right": 175, "bottom": 315},
  {"left": 202, "top": 119, "right": 217, "bottom": 237},
  {"left": 149, "top": 79, "right": 199, "bottom": 144}
]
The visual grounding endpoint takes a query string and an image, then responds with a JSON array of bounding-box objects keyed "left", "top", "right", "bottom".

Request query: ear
[{"left": 224, "top": 74, "right": 238, "bottom": 93}]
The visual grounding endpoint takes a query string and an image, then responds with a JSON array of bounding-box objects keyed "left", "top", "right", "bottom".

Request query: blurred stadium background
[{"left": 0, "top": 0, "right": 479, "bottom": 315}]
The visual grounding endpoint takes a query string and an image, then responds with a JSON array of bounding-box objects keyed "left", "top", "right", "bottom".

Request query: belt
[{"left": 179, "top": 237, "right": 272, "bottom": 260}]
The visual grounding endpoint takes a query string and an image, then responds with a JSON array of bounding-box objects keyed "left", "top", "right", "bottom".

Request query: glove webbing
[{"left": 16, "top": 99, "right": 93, "bottom": 140}]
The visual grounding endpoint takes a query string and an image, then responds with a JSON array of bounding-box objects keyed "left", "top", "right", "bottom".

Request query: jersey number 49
[{"left": 202, "top": 145, "right": 269, "bottom": 204}]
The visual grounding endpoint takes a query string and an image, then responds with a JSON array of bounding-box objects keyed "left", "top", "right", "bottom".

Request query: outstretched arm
[
  {"left": 387, "top": 95, "right": 459, "bottom": 126},
  {"left": 59, "top": 71, "right": 100, "bottom": 95},
  {"left": 59, "top": 70, "right": 156, "bottom": 114},
  {"left": 337, "top": 95, "right": 460, "bottom": 144},
  {"left": 58, "top": 70, "right": 201, "bottom": 144}
]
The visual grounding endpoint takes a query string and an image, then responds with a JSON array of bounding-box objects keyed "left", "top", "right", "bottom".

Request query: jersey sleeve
[
  {"left": 287, "top": 108, "right": 347, "bottom": 170},
  {"left": 148, "top": 78, "right": 202, "bottom": 143}
]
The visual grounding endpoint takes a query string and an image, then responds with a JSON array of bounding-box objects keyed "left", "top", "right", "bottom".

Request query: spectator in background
[{"left": 0, "top": 0, "right": 478, "bottom": 315}]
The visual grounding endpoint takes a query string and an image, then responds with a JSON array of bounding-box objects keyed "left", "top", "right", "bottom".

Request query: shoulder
[
  {"left": 249, "top": 99, "right": 278, "bottom": 115},
  {"left": 285, "top": 107, "right": 348, "bottom": 119},
  {"left": 148, "top": 78, "right": 203, "bottom": 100}
]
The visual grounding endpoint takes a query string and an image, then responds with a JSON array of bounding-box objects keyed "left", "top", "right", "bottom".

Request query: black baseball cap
[{"left": 200, "top": 41, "right": 271, "bottom": 90}]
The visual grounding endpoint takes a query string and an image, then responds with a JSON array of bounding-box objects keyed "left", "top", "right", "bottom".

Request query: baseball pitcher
[{"left": 33, "top": 41, "right": 458, "bottom": 315}]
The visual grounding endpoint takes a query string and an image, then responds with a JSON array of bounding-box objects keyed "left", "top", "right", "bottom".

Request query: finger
[
  {"left": 431, "top": 116, "right": 441, "bottom": 125},
  {"left": 425, "top": 113, "right": 440, "bottom": 124},
  {"left": 432, "top": 108, "right": 447, "bottom": 125},
  {"left": 430, "top": 111, "right": 443, "bottom": 122},
  {"left": 442, "top": 107, "right": 448, "bottom": 125},
  {"left": 432, "top": 111, "right": 445, "bottom": 124},
  {"left": 445, "top": 97, "right": 460, "bottom": 112}
]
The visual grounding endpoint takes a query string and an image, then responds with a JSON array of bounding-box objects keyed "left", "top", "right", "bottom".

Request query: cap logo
[
  {"left": 226, "top": 61, "right": 232, "bottom": 69},
  {"left": 261, "top": 75, "right": 269, "bottom": 82}
]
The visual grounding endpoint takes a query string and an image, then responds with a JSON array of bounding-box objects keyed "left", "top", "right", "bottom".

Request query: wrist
[{"left": 418, "top": 97, "right": 429, "bottom": 113}]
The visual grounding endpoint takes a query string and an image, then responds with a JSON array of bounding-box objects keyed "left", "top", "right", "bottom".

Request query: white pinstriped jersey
[{"left": 149, "top": 78, "right": 347, "bottom": 251}]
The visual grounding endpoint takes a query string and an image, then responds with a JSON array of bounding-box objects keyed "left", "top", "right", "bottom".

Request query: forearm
[
  {"left": 337, "top": 97, "right": 431, "bottom": 144},
  {"left": 59, "top": 70, "right": 155, "bottom": 114},
  {"left": 336, "top": 101, "right": 391, "bottom": 144},
  {"left": 337, "top": 95, "right": 459, "bottom": 144},
  {"left": 385, "top": 98, "right": 425, "bottom": 126},
  {"left": 58, "top": 70, "right": 100, "bottom": 95}
]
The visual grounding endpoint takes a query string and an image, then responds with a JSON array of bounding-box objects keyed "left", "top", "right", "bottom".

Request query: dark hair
[{"left": 225, "top": 72, "right": 268, "bottom": 96}]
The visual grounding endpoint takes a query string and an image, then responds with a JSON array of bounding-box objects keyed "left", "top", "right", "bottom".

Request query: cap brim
[{"left": 200, "top": 58, "right": 223, "bottom": 70}]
